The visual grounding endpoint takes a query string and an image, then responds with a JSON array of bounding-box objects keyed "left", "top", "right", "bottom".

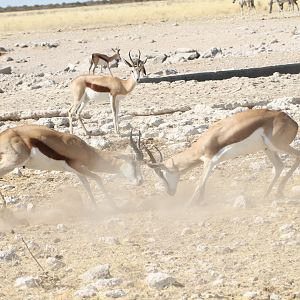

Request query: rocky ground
[{"left": 1, "top": 12, "right": 300, "bottom": 300}]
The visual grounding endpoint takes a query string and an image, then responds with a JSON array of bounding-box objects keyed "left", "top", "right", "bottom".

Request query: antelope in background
[
  {"left": 69, "top": 50, "right": 147, "bottom": 136},
  {"left": 89, "top": 47, "right": 121, "bottom": 76},
  {"left": 269, "top": 0, "right": 299, "bottom": 12},
  {"left": 0, "top": 126, "right": 145, "bottom": 209},
  {"left": 144, "top": 109, "right": 300, "bottom": 205},
  {"left": 233, "top": 0, "right": 256, "bottom": 14}
]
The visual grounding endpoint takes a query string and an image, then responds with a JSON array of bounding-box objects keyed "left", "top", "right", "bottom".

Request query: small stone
[
  {"left": 99, "top": 236, "right": 120, "bottom": 245},
  {"left": 36, "top": 118, "right": 55, "bottom": 128},
  {"left": 196, "top": 244, "right": 209, "bottom": 252},
  {"left": 105, "top": 289, "right": 126, "bottom": 298},
  {"left": 0, "top": 66, "right": 12, "bottom": 74},
  {"left": 80, "top": 264, "right": 111, "bottom": 282},
  {"left": 46, "top": 257, "right": 66, "bottom": 270},
  {"left": 14, "top": 276, "right": 40, "bottom": 289},
  {"left": 243, "top": 291, "right": 258, "bottom": 299},
  {"left": 93, "top": 278, "right": 122, "bottom": 288},
  {"left": 270, "top": 293, "right": 281, "bottom": 300},
  {"left": 74, "top": 286, "right": 97, "bottom": 298},
  {"left": 146, "top": 272, "right": 176, "bottom": 290},
  {"left": 0, "top": 249, "right": 18, "bottom": 261},
  {"left": 57, "top": 223, "right": 67, "bottom": 232}
]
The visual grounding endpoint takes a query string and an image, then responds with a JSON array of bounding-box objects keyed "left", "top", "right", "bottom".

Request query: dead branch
[
  {"left": 131, "top": 105, "right": 191, "bottom": 117},
  {"left": 21, "top": 237, "right": 45, "bottom": 272}
]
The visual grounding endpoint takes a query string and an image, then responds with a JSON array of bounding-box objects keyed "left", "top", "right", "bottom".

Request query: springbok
[
  {"left": 0, "top": 125, "right": 144, "bottom": 208},
  {"left": 88, "top": 47, "right": 121, "bottom": 76},
  {"left": 144, "top": 109, "right": 300, "bottom": 205},
  {"left": 233, "top": 0, "right": 256, "bottom": 14},
  {"left": 269, "top": 0, "right": 299, "bottom": 12},
  {"left": 69, "top": 50, "right": 147, "bottom": 136}
]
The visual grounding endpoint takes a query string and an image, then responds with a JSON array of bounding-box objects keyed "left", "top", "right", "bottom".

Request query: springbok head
[
  {"left": 143, "top": 145, "right": 180, "bottom": 196},
  {"left": 123, "top": 50, "right": 147, "bottom": 82},
  {"left": 112, "top": 47, "right": 121, "bottom": 63}
]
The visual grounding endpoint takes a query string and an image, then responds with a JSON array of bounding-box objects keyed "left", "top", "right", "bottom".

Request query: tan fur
[
  {"left": 150, "top": 109, "right": 300, "bottom": 203},
  {"left": 0, "top": 125, "right": 142, "bottom": 206}
]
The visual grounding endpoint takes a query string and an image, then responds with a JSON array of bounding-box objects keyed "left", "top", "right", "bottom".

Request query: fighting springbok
[
  {"left": 89, "top": 47, "right": 121, "bottom": 76},
  {"left": 269, "top": 0, "right": 299, "bottom": 12},
  {"left": 0, "top": 125, "right": 144, "bottom": 208},
  {"left": 69, "top": 50, "right": 147, "bottom": 136},
  {"left": 233, "top": 0, "right": 256, "bottom": 14},
  {"left": 144, "top": 109, "right": 300, "bottom": 205}
]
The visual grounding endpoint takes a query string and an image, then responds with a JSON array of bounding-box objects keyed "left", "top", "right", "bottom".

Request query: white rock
[
  {"left": 243, "top": 291, "right": 258, "bottom": 299},
  {"left": 89, "top": 137, "right": 110, "bottom": 149},
  {"left": 36, "top": 118, "right": 55, "bottom": 128},
  {"left": 14, "top": 276, "right": 40, "bottom": 289},
  {"left": 80, "top": 264, "right": 111, "bottom": 282},
  {"left": 105, "top": 289, "right": 126, "bottom": 298},
  {"left": 270, "top": 293, "right": 281, "bottom": 300},
  {"left": 93, "top": 278, "right": 122, "bottom": 288},
  {"left": 212, "top": 278, "right": 224, "bottom": 286},
  {"left": 233, "top": 195, "right": 248, "bottom": 209},
  {"left": 175, "top": 48, "right": 197, "bottom": 54},
  {"left": 146, "top": 272, "right": 176, "bottom": 290},
  {"left": 0, "top": 249, "right": 18, "bottom": 261},
  {"left": 148, "top": 116, "right": 164, "bottom": 127},
  {"left": 74, "top": 286, "right": 97, "bottom": 298},
  {"left": 57, "top": 223, "right": 67, "bottom": 232},
  {"left": 196, "top": 244, "right": 209, "bottom": 252},
  {"left": 46, "top": 257, "right": 66, "bottom": 270},
  {"left": 279, "top": 224, "right": 295, "bottom": 233}
]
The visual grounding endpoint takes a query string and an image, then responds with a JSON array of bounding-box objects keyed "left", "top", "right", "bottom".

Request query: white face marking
[
  {"left": 161, "top": 170, "right": 180, "bottom": 195},
  {"left": 212, "top": 128, "right": 268, "bottom": 163},
  {"left": 25, "top": 148, "right": 74, "bottom": 172}
]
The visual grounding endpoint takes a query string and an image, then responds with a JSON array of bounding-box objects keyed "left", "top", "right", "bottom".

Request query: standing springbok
[
  {"left": 269, "top": 0, "right": 299, "bottom": 13},
  {"left": 233, "top": 0, "right": 256, "bottom": 14},
  {"left": 144, "top": 109, "right": 300, "bottom": 205},
  {"left": 89, "top": 47, "right": 121, "bottom": 76},
  {"left": 69, "top": 50, "right": 147, "bottom": 136},
  {"left": 0, "top": 125, "right": 144, "bottom": 208}
]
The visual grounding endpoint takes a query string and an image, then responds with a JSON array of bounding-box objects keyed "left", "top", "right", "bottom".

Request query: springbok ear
[
  {"left": 142, "top": 66, "right": 146, "bottom": 76},
  {"left": 143, "top": 57, "right": 148, "bottom": 64}
]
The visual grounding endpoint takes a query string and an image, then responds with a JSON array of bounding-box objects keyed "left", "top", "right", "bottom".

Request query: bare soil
[{"left": 0, "top": 12, "right": 300, "bottom": 300}]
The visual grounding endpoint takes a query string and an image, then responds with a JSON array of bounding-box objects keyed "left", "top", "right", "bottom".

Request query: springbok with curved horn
[
  {"left": 0, "top": 126, "right": 144, "bottom": 208},
  {"left": 145, "top": 109, "right": 300, "bottom": 205},
  {"left": 269, "top": 0, "right": 299, "bottom": 13},
  {"left": 69, "top": 50, "right": 147, "bottom": 136},
  {"left": 89, "top": 47, "right": 121, "bottom": 76}
]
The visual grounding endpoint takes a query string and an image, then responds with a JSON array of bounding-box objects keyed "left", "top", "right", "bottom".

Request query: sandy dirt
[{"left": 1, "top": 11, "right": 300, "bottom": 300}]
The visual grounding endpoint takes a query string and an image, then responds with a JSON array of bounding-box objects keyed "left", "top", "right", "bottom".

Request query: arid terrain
[{"left": 1, "top": 4, "right": 300, "bottom": 300}]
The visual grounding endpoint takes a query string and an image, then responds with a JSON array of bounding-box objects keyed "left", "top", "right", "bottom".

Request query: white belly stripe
[
  {"left": 212, "top": 128, "right": 269, "bottom": 163},
  {"left": 85, "top": 88, "right": 110, "bottom": 103}
]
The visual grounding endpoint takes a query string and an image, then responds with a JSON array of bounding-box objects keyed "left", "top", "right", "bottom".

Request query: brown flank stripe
[
  {"left": 30, "top": 139, "right": 69, "bottom": 162},
  {"left": 86, "top": 81, "right": 111, "bottom": 93}
]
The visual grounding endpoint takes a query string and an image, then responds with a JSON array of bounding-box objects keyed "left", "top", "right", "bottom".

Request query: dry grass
[{"left": 0, "top": 0, "right": 265, "bottom": 33}]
